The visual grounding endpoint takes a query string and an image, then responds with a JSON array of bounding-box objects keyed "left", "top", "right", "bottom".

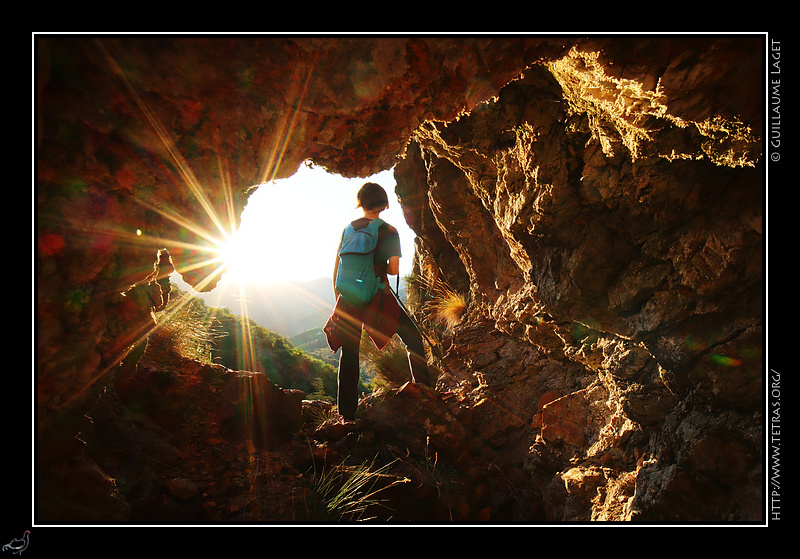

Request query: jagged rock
[
  {"left": 395, "top": 38, "right": 762, "bottom": 522},
  {"left": 59, "top": 359, "right": 324, "bottom": 523},
  {"left": 117, "top": 360, "right": 304, "bottom": 451},
  {"left": 360, "top": 381, "right": 471, "bottom": 462},
  {"left": 540, "top": 388, "right": 593, "bottom": 448}
]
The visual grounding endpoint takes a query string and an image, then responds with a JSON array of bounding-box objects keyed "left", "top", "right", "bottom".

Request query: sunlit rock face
[
  {"left": 395, "top": 37, "right": 763, "bottom": 521},
  {"left": 36, "top": 35, "right": 764, "bottom": 522}
]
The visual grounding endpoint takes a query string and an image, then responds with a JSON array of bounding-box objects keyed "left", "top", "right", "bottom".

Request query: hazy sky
[{"left": 219, "top": 164, "right": 416, "bottom": 286}]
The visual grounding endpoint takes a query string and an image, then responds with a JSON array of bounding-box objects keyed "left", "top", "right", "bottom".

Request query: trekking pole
[
  {"left": 390, "top": 276, "right": 457, "bottom": 384},
  {"left": 390, "top": 276, "right": 437, "bottom": 349}
]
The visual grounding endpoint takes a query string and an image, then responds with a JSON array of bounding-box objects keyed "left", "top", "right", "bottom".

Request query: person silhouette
[{"left": 324, "top": 182, "right": 431, "bottom": 421}]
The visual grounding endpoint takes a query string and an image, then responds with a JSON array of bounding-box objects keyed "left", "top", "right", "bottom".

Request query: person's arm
[
  {"left": 386, "top": 255, "right": 399, "bottom": 277},
  {"left": 332, "top": 240, "right": 342, "bottom": 296},
  {"left": 378, "top": 223, "right": 402, "bottom": 279}
]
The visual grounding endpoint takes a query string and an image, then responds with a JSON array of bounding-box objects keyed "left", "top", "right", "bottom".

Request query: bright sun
[{"left": 214, "top": 165, "right": 413, "bottom": 288}]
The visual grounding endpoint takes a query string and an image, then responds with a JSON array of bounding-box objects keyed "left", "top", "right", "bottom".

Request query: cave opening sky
[{"left": 216, "top": 163, "right": 416, "bottom": 288}]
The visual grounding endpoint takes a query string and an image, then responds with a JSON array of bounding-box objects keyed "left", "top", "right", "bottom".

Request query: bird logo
[{"left": 2, "top": 531, "right": 29, "bottom": 555}]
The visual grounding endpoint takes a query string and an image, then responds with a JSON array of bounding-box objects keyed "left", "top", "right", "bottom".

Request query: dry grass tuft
[
  {"left": 417, "top": 259, "right": 468, "bottom": 331},
  {"left": 142, "top": 291, "right": 221, "bottom": 367}
]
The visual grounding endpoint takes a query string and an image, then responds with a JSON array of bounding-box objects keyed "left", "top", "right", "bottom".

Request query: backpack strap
[{"left": 365, "top": 218, "right": 384, "bottom": 231}]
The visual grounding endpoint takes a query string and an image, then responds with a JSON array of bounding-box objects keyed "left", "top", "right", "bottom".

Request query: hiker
[{"left": 324, "top": 182, "right": 432, "bottom": 421}]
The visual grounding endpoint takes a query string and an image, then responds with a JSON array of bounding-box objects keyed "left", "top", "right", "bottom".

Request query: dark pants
[{"left": 337, "top": 308, "right": 431, "bottom": 420}]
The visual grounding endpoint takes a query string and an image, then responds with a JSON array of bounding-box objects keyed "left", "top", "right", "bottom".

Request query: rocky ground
[
  {"left": 37, "top": 304, "right": 759, "bottom": 524},
  {"left": 38, "top": 352, "right": 547, "bottom": 524}
]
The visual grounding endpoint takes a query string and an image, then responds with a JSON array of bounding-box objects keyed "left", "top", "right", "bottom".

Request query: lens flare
[
  {"left": 710, "top": 354, "right": 742, "bottom": 367},
  {"left": 78, "top": 39, "right": 340, "bottom": 477}
]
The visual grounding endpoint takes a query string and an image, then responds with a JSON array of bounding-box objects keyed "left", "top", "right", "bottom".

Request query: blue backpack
[{"left": 335, "top": 218, "right": 384, "bottom": 306}]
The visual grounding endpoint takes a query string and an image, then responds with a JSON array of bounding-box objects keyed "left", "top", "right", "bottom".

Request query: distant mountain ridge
[
  {"left": 191, "top": 276, "right": 335, "bottom": 338},
  {"left": 182, "top": 275, "right": 407, "bottom": 339}
]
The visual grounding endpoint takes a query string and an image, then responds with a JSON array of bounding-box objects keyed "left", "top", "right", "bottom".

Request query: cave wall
[
  {"left": 401, "top": 39, "right": 762, "bottom": 374},
  {"left": 36, "top": 35, "right": 764, "bottom": 521},
  {"left": 394, "top": 37, "right": 763, "bottom": 520}
]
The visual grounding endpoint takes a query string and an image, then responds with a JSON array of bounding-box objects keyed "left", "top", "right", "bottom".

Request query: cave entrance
[
  {"left": 171, "top": 163, "right": 415, "bottom": 337},
  {"left": 219, "top": 163, "right": 414, "bottom": 287}
]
